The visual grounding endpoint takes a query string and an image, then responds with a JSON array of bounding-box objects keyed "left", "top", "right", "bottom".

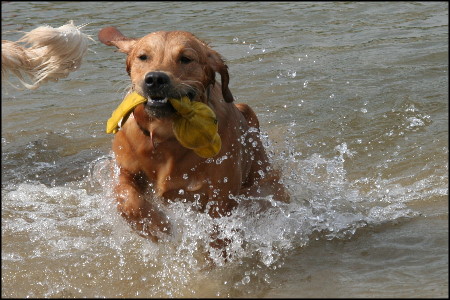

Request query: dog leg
[
  {"left": 206, "top": 199, "right": 237, "bottom": 260},
  {"left": 115, "top": 169, "right": 171, "bottom": 242}
]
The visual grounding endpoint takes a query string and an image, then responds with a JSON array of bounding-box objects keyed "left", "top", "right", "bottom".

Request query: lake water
[{"left": 1, "top": 1, "right": 448, "bottom": 298}]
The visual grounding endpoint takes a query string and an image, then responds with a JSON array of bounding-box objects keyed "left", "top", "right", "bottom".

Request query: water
[{"left": 2, "top": 2, "right": 448, "bottom": 298}]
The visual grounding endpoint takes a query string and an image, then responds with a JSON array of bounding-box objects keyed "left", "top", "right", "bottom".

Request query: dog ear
[
  {"left": 207, "top": 49, "right": 234, "bottom": 103},
  {"left": 98, "top": 27, "right": 137, "bottom": 54}
]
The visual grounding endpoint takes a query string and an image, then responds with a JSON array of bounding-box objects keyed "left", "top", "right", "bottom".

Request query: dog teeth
[{"left": 148, "top": 97, "right": 168, "bottom": 104}]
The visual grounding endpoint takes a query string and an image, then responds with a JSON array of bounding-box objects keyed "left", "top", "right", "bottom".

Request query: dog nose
[{"left": 144, "top": 72, "right": 170, "bottom": 92}]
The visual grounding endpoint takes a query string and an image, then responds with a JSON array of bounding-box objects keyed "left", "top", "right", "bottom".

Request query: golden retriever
[{"left": 98, "top": 27, "right": 289, "bottom": 244}]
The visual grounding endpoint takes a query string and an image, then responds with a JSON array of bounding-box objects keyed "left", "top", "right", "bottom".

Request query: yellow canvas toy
[
  {"left": 106, "top": 92, "right": 147, "bottom": 134},
  {"left": 106, "top": 92, "right": 221, "bottom": 158},
  {"left": 169, "top": 96, "right": 221, "bottom": 158}
]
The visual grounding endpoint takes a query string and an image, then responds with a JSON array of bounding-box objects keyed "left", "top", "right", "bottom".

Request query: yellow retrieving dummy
[{"left": 106, "top": 92, "right": 221, "bottom": 158}]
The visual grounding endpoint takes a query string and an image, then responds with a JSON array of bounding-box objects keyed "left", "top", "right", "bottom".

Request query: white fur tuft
[{"left": 2, "top": 20, "right": 93, "bottom": 89}]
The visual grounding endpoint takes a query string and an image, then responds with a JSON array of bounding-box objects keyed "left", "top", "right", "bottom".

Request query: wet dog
[{"left": 98, "top": 27, "right": 289, "bottom": 243}]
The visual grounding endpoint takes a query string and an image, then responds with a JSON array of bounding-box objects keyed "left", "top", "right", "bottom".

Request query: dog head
[{"left": 98, "top": 27, "right": 234, "bottom": 118}]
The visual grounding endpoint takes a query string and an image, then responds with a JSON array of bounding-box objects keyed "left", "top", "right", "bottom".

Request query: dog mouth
[
  {"left": 145, "top": 91, "right": 196, "bottom": 113},
  {"left": 143, "top": 90, "right": 197, "bottom": 119},
  {"left": 146, "top": 96, "right": 169, "bottom": 107}
]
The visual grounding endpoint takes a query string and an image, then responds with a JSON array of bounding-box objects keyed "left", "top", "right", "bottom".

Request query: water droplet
[
  {"left": 405, "top": 104, "right": 417, "bottom": 112},
  {"left": 216, "top": 155, "right": 228, "bottom": 165},
  {"left": 258, "top": 170, "right": 265, "bottom": 178},
  {"left": 303, "top": 80, "right": 309, "bottom": 88}
]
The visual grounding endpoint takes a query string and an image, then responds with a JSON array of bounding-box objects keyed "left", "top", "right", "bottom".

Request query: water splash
[{"left": 2, "top": 126, "right": 426, "bottom": 297}]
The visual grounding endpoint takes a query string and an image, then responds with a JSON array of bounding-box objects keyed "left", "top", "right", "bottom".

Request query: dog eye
[
  {"left": 179, "top": 56, "right": 193, "bottom": 64},
  {"left": 138, "top": 54, "right": 148, "bottom": 61}
]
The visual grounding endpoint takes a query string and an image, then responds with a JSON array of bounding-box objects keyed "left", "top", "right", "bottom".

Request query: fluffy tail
[{"left": 1, "top": 20, "right": 92, "bottom": 89}]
